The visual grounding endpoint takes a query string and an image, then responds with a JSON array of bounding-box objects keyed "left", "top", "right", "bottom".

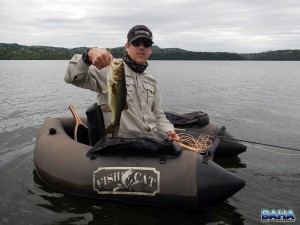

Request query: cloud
[{"left": 0, "top": 0, "right": 300, "bottom": 52}]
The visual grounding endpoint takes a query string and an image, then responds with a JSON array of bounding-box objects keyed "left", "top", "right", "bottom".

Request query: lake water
[{"left": 0, "top": 60, "right": 299, "bottom": 225}]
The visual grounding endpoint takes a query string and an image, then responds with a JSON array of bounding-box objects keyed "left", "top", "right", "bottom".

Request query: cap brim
[{"left": 129, "top": 35, "right": 154, "bottom": 44}]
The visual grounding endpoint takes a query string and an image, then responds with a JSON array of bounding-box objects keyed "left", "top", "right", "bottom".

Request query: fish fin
[
  {"left": 102, "top": 85, "right": 108, "bottom": 93},
  {"left": 112, "top": 126, "right": 120, "bottom": 137},
  {"left": 102, "top": 104, "right": 112, "bottom": 112},
  {"left": 105, "top": 124, "right": 114, "bottom": 134},
  {"left": 112, "top": 85, "right": 117, "bottom": 94},
  {"left": 123, "top": 102, "right": 128, "bottom": 110}
]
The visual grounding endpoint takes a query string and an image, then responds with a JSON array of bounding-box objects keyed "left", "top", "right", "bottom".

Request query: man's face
[{"left": 125, "top": 38, "right": 152, "bottom": 65}]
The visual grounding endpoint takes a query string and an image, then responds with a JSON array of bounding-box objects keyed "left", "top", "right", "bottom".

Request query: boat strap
[
  {"left": 218, "top": 126, "right": 226, "bottom": 136},
  {"left": 86, "top": 130, "right": 182, "bottom": 159}
]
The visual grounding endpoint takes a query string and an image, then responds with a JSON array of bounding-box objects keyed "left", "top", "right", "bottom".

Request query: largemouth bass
[{"left": 102, "top": 60, "right": 128, "bottom": 137}]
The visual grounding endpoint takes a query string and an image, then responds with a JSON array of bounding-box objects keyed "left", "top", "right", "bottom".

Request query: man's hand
[
  {"left": 167, "top": 130, "right": 180, "bottom": 142},
  {"left": 88, "top": 48, "right": 113, "bottom": 69}
]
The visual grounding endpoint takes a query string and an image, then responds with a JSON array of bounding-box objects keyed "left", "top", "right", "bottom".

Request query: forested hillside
[{"left": 1, "top": 43, "right": 300, "bottom": 60}]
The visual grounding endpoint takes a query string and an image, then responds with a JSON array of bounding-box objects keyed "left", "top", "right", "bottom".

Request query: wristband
[{"left": 82, "top": 49, "right": 92, "bottom": 65}]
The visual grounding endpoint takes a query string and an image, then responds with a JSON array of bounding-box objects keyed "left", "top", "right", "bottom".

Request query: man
[{"left": 65, "top": 25, "right": 179, "bottom": 141}]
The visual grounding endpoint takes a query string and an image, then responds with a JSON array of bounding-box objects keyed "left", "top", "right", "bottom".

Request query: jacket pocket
[
  {"left": 126, "top": 76, "right": 136, "bottom": 103},
  {"left": 142, "top": 81, "right": 155, "bottom": 107}
]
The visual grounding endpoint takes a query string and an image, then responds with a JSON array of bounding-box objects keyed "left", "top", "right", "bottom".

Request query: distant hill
[
  {"left": 241, "top": 50, "right": 300, "bottom": 61},
  {"left": 0, "top": 43, "right": 300, "bottom": 60}
]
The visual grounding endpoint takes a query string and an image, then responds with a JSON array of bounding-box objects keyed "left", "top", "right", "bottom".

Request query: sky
[{"left": 1, "top": 0, "right": 300, "bottom": 53}]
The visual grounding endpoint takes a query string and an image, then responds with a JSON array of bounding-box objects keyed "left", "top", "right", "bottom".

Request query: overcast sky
[{"left": 1, "top": 0, "right": 300, "bottom": 53}]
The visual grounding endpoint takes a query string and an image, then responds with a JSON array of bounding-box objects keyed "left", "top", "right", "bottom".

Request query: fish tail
[{"left": 105, "top": 124, "right": 114, "bottom": 134}]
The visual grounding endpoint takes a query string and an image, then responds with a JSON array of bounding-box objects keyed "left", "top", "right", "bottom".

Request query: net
[{"left": 177, "top": 132, "right": 214, "bottom": 153}]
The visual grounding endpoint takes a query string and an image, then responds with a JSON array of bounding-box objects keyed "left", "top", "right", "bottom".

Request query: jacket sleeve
[
  {"left": 64, "top": 54, "right": 107, "bottom": 93},
  {"left": 152, "top": 84, "right": 175, "bottom": 133}
]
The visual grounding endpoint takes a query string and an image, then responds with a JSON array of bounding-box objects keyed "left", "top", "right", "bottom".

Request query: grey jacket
[{"left": 64, "top": 54, "right": 174, "bottom": 133}]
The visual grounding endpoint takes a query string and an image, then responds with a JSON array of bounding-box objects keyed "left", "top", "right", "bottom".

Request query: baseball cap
[{"left": 127, "top": 25, "right": 154, "bottom": 44}]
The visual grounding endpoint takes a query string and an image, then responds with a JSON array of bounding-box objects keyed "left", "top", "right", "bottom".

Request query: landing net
[{"left": 177, "top": 133, "right": 214, "bottom": 153}]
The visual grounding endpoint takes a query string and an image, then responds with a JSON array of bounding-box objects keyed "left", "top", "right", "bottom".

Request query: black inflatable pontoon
[{"left": 34, "top": 117, "right": 245, "bottom": 208}]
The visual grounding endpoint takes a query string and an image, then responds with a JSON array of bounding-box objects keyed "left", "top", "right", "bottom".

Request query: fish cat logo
[{"left": 93, "top": 167, "right": 160, "bottom": 196}]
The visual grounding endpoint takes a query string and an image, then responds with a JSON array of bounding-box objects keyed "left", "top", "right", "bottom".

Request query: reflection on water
[{"left": 214, "top": 156, "right": 246, "bottom": 169}]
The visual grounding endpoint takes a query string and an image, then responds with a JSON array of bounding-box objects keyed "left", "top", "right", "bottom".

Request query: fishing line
[
  {"left": 204, "top": 134, "right": 300, "bottom": 156},
  {"left": 243, "top": 144, "right": 300, "bottom": 156},
  {"left": 204, "top": 116, "right": 300, "bottom": 152},
  {"left": 216, "top": 136, "right": 300, "bottom": 152},
  {"left": 175, "top": 127, "right": 300, "bottom": 153}
]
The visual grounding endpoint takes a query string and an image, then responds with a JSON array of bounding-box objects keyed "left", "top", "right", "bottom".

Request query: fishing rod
[
  {"left": 210, "top": 125, "right": 300, "bottom": 152},
  {"left": 176, "top": 127, "right": 300, "bottom": 152},
  {"left": 217, "top": 136, "right": 300, "bottom": 152}
]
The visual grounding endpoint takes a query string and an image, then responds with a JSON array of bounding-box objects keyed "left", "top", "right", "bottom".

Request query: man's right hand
[{"left": 88, "top": 48, "right": 113, "bottom": 70}]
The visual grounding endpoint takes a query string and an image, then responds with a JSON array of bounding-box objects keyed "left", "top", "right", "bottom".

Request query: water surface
[{"left": 0, "top": 60, "right": 299, "bottom": 225}]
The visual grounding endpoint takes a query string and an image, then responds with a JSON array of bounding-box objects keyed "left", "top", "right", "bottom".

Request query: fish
[
  {"left": 102, "top": 60, "right": 128, "bottom": 137},
  {"left": 121, "top": 168, "right": 134, "bottom": 188}
]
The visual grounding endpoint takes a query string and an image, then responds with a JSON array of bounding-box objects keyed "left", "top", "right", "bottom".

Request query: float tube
[
  {"left": 165, "top": 111, "right": 247, "bottom": 158},
  {"left": 34, "top": 117, "right": 245, "bottom": 209}
]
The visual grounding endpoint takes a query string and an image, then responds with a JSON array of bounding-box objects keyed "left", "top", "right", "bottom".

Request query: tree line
[{"left": 1, "top": 43, "right": 300, "bottom": 60}]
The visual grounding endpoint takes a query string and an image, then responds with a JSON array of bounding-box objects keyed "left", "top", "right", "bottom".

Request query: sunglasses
[{"left": 130, "top": 39, "right": 152, "bottom": 48}]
